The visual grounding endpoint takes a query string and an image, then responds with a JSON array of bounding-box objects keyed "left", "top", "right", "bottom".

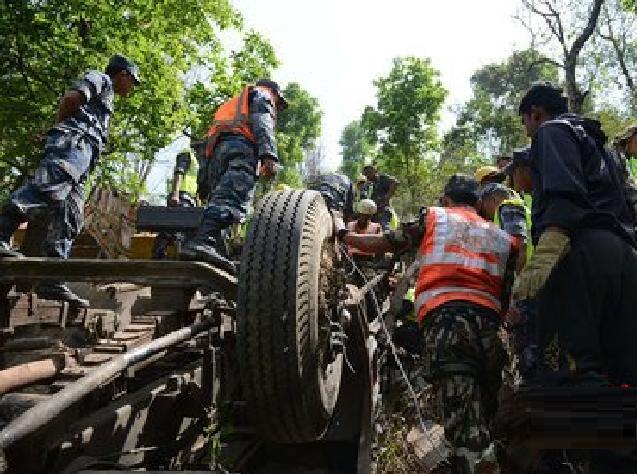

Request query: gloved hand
[{"left": 512, "top": 229, "right": 570, "bottom": 301}]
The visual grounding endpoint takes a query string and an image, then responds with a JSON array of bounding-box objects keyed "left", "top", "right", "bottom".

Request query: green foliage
[
  {"left": 0, "top": 0, "right": 282, "bottom": 199},
  {"left": 444, "top": 49, "right": 559, "bottom": 161},
  {"left": 187, "top": 30, "right": 280, "bottom": 139},
  {"left": 622, "top": 0, "right": 637, "bottom": 13},
  {"left": 338, "top": 120, "right": 371, "bottom": 180},
  {"left": 362, "top": 57, "right": 447, "bottom": 217},
  {"left": 588, "top": 107, "right": 634, "bottom": 142},
  {"left": 275, "top": 82, "right": 322, "bottom": 187}
]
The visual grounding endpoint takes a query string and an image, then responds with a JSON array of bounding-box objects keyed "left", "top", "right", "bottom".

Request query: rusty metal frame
[{"left": 0, "top": 258, "right": 236, "bottom": 298}]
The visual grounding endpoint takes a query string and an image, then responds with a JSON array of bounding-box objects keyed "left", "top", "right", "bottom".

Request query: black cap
[
  {"left": 107, "top": 54, "right": 141, "bottom": 84},
  {"left": 503, "top": 147, "right": 532, "bottom": 176},
  {"left": 256, "top": 79, "right": 288, "bottom": 110},
  {"left": 443, "top": 174, "right": 479, "bottom": 206},
  {"left": 518, "top": 81, "right": 567, "bottom": 116}
]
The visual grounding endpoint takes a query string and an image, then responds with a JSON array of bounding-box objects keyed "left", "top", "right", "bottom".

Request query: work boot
[
  {"left": 36, "top": 282, "right": 90, "bottom": 308},
  {"left": 0, "top": 206, "right": 24, "bottom": 258},
  {"left": 179, "top": 220, "right": 236, "bottom": 274}
]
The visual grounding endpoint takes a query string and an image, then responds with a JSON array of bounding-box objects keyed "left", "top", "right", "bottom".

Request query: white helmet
[{"left": 357, "top": 199, "right": 377, "bottom": 216}]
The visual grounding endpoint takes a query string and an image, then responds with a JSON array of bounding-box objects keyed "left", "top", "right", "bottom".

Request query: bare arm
[
  {"left": 169, "top": 172, "right": 183, "bottom": 205},
  {"left": 55, "top": 90, "right": 85, "bottom": 124},
  {"left": 342, "top": 233, "right": 393, "bottom": 254}
]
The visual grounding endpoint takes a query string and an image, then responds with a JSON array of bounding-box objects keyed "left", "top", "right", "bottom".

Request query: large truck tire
[{"left": 237, "top": 190, "right": 343, "bottom": 443}]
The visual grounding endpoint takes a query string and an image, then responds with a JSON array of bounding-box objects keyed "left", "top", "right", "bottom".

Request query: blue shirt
[{"left": 56, "top": 70, "right": 114, "bottom": 151}]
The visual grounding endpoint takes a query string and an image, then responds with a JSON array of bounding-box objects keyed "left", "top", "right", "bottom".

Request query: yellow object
[
  {"left": 389, "top": 207, "right": 400, "bottom": 231},
  {"left": 180, "top": 151, "right": 199, "bottom": 197},
  {"left": 275, "top": 183, "right": 291, "bottom": 192},
  {"left": 475, "top": 165, "right": 501, "bottom": 183},
  {"left": 513, "top": 229, "right": 570, "bottom": 300},
  {"left": 494, "top": 197, "right": 533, "bottom": 262}
]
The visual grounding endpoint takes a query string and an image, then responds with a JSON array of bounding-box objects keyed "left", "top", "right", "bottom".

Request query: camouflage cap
[
  {"left": 107, "top": 54, "right": 140, "bottom": 84},
  {"left": 614, "top": 125, "right": 637, "bottom": 147},
  {"left": 479, "top": 182, "right": 515, "bottom": 200}
]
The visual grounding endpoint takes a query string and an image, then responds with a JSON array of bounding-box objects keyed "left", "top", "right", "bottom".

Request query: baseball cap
[
  {"left": 256, "top": 79, "right": 288, "bottom": 110},
  {"left": 107, "top": 54, "right": 141, "bottom": 84},
  {"left": 479, "top": 182, "right": 516, "bottom": 201},
  {"left": 443, "top": 174, "right": 479, "bottom": 206}
]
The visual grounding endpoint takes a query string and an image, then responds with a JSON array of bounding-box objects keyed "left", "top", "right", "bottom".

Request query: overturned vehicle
[{"left": 0, "top": 190, "right": 396, "bottom": 474}]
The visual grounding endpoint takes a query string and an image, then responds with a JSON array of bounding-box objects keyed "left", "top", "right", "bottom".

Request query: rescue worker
[
  {"left": 477, "top": 183, "right": 531, "bottom": 270},
  {"left": 152, "top": 145, "right": 200, "bottom": 259},
  {"left": 611, "top": 125, "right": 637, "bottom": 221},
  {"left": 346, "top": 199, "right": 381, "bottom": 258},
  {"left": 307, "top": 173, "right": 355, "bottom": 221},
  {"left": 0, "top": 54, "right": 140, "bottom": 306},
  {"left": 514, "top": 80, "right": 637, "bottom": 474},
  {"left": 491, "top": 150, "right": 541, "bottom": 384},
  {"left": 353, "top": 174, "right": 370, "bottom": 205},
  {"left": 362, "top": 163, "right": 399, "bottom": 230},
  {"left": 337, "top": 174, "right": 518, "bottom": 473},
  {"left": 474, "top": 165, "right": 506, "bottom": 188},
  {"left": 180, "top": 79, "right": 288, "bottom": 273}
]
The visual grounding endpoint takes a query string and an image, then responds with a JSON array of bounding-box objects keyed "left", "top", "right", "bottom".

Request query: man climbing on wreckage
[
  {"left": 0, "top": 55, "right": 140, "bottom": 307},
  {"left": 336, "top": 174, "right": 519, "bottom": 473},
  {"left": 180, "top": 80, "right": 288, "bottom": 274}
]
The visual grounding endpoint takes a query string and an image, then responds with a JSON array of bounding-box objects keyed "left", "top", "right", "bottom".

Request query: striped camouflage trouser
[{"left": 422, "top": 302, "right": 507, "bottom": 474}]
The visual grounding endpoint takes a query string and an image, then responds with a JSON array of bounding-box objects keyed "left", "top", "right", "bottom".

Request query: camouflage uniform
[
  {"left": 307, "top": 173, "right": 354, "bottom": 220},
  {"left": 182, "top": 88, "right": 277, "bottom": 266},
  {"left": 422, "top": 302, "right": 506, "bottom": 473},
  {"left": 0, "top": 70, "right": 111, "bottom": 258}
]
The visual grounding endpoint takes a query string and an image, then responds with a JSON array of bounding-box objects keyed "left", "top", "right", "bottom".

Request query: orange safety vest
[
  {"left": 414, "top": 206, "right": 515, "bottom": 322},
  {"left": 347, "top": 220, "right": 382, "bottom": 257},
  {"left": 205, "top": 85, "right": 276, "bottom": 158}
]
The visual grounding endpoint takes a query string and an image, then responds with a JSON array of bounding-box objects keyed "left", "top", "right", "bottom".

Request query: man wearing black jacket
[{"left": 515, "top": 82, "right": 637, "bottom": 471}]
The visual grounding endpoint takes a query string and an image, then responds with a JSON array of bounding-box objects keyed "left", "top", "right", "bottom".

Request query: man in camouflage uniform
[
  {"left": 307, "top": 172, "right": 355, "bottom": 221},
  {"left": 338, "top": 174, "right": 517, "bottom": 473},
  {"left": 0, "top": 55, "right": 139, "bottom": 306},
  {"left": 180, "top": 80, "right": 287, "bottom": 273}
]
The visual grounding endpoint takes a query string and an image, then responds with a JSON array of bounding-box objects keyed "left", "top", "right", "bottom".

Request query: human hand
[
  {"left": 259, "top": 157, "right": 280, "bottom": 179},
  {"left": 168, "top": 193, "right": 180, "bottom": 207}
]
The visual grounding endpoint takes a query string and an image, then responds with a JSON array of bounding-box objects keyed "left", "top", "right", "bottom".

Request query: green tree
[
  {"left": 362, "top": 57, "right": 447, "bottom": 216},
  {"left": 338, "top": 120, "right": 371, "bottom": 180},
  {"left": 444, "top": 49, "right": 559, "bottom": 161},
  {"left": 518, "top": 0, "right": 604, "bottom": 113},
  {"left": 0, "top": 0, "right": 280, "bottom": 198},
  {"left": 623, "top": 0, "right": 637, "bottom": 12},
  {"left": 275, "top": 83, "right": 322, "bottom": 187}
]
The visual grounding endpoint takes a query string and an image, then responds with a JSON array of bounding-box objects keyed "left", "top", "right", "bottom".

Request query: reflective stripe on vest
[
  {"left": 205, "top": 85, "right": 276, "bottom": 158},
  {"left": 493, "top": 197, "right": 533, "bottom": 261},
  {"left": 414, "top": 206, "right": 513, "bottom": 321}
]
